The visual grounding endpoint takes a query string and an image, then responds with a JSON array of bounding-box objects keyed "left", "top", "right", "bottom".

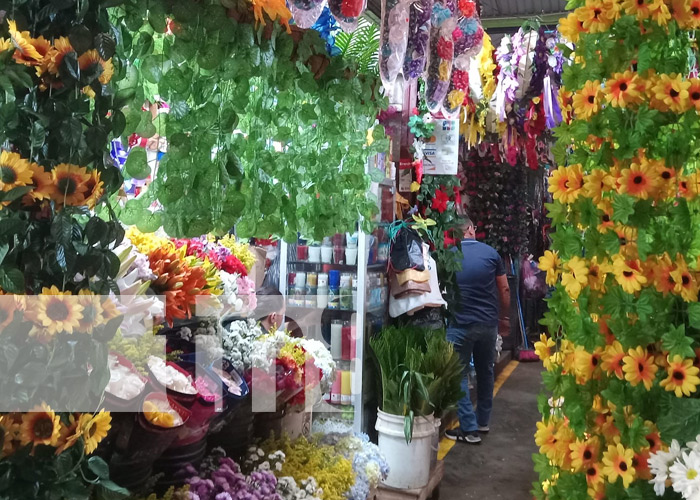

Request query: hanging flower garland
[{"left": 533, "top": 2, "right": 700, "bottom": 499}]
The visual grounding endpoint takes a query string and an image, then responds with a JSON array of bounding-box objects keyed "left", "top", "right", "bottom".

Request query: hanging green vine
[{"left": 110, "top": 0, "right": 389, "bottom": 239}]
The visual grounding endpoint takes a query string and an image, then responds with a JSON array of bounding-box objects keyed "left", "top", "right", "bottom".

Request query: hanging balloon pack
[
  {"left": 328, "top": 0, "right": 367, "bottom": 31},
  {"left": 403, "top": 0, "right": 433, "bottom": 80},
  {"left": 379, "top": 0, "right": 412, "bottom": 88},
  {"left": 424, "top": 0, "right": 456, "bottom": 114}
]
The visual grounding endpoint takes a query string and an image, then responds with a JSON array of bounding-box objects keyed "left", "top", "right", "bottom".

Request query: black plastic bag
[{"left": 390, "top": 226, "right": 425, "bottom": 272}]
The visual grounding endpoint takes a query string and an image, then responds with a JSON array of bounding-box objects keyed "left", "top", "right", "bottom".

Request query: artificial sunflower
[
  {"left": 7, "top": 20, "right": 42, "bottom": 64},
  {"left": 534, "top": 334, "right": 557, "bottom": 371},
  {"left": 622, "top": 0, "right": 653, "bottom": 19},
  {"left": 622, "top": 345, "right": 658, "bottom": 390},
  {"left": 573, "top": 80, "right": 602, "bottom": 120},
  {"left": 76, "top": 290, "right": 105, "bottom": 334},
  {"left": 0, "top": 38, "right": 12, "bottom": 53},
  {"left": 13, "top": 35, "right": 51, "bottom": 67},
  {"left": 588, "top": 256, "right": 611, "bottom": 291},
  {"left": 54, "top": 414, "right": 80, "bottom": 455},
  {"left": 601, "top": 443, "right": 636, "bottom": 487},
  {"left": 52, "top": 163, "right": 90, "bottom": 206},
  {"left": 660, "top": 355, "right": 700, "bottom": 397},
  {"left": 535, "top": 420, "right": 560, "bottom": 460},
  {"left": 250, "top": 0, "right": 292, "bottom": 33},
  {"left": 654, "top": 161, "right": 677, "bottom": 199},
  {"left": 574, "top": 346, "right": 603, "bottom": 382},
  {"left": 687, "top": 78, "right": 700, "bottom": 112},
  {"left": 0, "top": 416, "right": 16, "bottom": 457},
  {"left": 19, "top": 404, "right": 61, "bottom": 448},
  {"left": 584, "top": 169, "right": 611, "bottom": 205},
  {"left": 558, "top": 86, "right": 575, "bottom": 122},
  {"left": 585, "top": 462, "right": 604, "bottom": 490},
  {"left": 618, "top": 159, "right": 659, "bottom": 199},
  {"left": 539, "top": 250, "right": 562, "bottom": 285},
  {"left": 83, "top": 169, "right": 104, "bottom": 209},
  {"left": 47, "top": 37, "right": 75, "bottom": 76},
  {"left": 653, "top": 253, "right": 677, "bottom": 295},
  {"left": 0, "top": 150, "right": 33, "bottom": 193},
  {"left": 597, "top": 200, "right": 615, "bottom": 233},
  {"left": 561, "top": 256, "right": 589, "bottom": 299},
  {"left": 688, "top": 0, "right": 700, "bottom": 27},
  {"left": 77, "top": 49, "right": 114, "bottom": 85},
  {"left": 645, "top": 422, "right": 663, "bottom": 453},
  {"left": 612, "top": 255, "right": 647, "bottom": 294},
  {"left": 604, "top": 71, "right": 644, "bottom": 108},
  {"left": 602, "top": 341, "right": 626, "bottom": 379},
  {"left": 559, "top": 11, "right": 588, "bottom": 43},
  {"left": 570, "top": 437, "right": 601, "bottom": 472},
  {"left": 650, "top": 0, "right": 672, "bottom": 23},
  {"left": 28, "top": 286, "right": 84, "bottom": 337},
  {"left": 651, "top": 73, "right": 691, "bottom": 113},
  {"left": 678, "top": 172, "right": 700, "bottom": 200},
  {"left": 577, "top": 0, "right": 614, "bottom": 32},
  {"left": 78, "top": 410, "right": 111, "bottom": 454},
  {"left": 671, "top": 256, "right": 699, "bottom": 302},
  {"left": 548, "top": 164, "right": 583, "bottom": 204}
]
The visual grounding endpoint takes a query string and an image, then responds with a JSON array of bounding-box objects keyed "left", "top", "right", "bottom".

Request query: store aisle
[{"left": 440, "top": 361, "right": 542, "bottom": 499}]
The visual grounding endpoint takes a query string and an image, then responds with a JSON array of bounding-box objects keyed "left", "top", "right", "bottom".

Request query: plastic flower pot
[{"left": 375, "top": 409, "right": 435, "bottom": 489}]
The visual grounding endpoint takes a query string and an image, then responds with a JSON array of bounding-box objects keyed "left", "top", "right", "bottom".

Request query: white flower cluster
[
  {"left": 219, "top": 270, "right": 244, "bottom": 314},
  {"left": 222, "top": 319, "right": 264, "bottom": 373},
  {"left": 650, "top": 436, "right": 700, "bottom": 498},
  {"left": 299, "top": 338, "right": 336, "bottom": 394},
  {"left": 251, "top": 330, "right": 294, "bottom": 372}
]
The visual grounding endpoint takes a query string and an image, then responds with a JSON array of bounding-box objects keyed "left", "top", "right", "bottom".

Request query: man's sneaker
[
  {"left": 478, "top": 425, "right": 490, "bottom": 433},
  {"left": 445, "top": 429, "right": 481, "bottom": 444}
]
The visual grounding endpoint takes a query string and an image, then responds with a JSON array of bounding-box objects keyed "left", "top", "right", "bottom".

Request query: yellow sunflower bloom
[
  {"left": 604, "top": 71, "right": 644, "bottom": 108},
  {"left": 534, "top": 334, "right": 557, "bottom": 371},
  {"left": 0, "top": 150, "right": 33, "bottom": 193},
  {"left": 559, "top": 11, "right": 587, "bottom": 43},
  {"left": 602, "top": 443, "right": 636, "bottom": 487},
  {"left": 51, "top": 163, "right": 90, "bottom": 206},
  {"left": 19, "top": 404, "right": 61, "bottom": 448},
  {"left": 622, "top": 0, "right": 653, "bottom": 19},
  {"left": 601, "top": 341, "right": 626, "bottom": 379},
  {"left": 588, "top": 256, "right": 612, "bottom": 291},
  {"left": 23, "top": 162, "right": 55, "bottom": 205},
  {"left": 561, "top": 256, "right": 589, "bottom": 299},
  {"left": 660, "top": 355, "right": 700, "bottom": 397},
  {"left": 650, "top": 73, "right": 691, "bottom": 113},
  {"left": 77, "top": 49, "right": 114, "bottom": 85},
  {"left": 577, "top": 0, "right": 614, "bottom": 32},
  {"left": 539, "top": 250, "right": 562, "bottom": 285},
  {"left": 612, "top": 254, "right": 647, "bottom": 294},
  {"left": 671, "top": 255, "right": 699, "bottom": 302},
  {"left": 618, "top": 158, "right": 659, "bottom": 199},
  {"left": 47, "top": 37, "right": 75, "bottom": 76},
  {"left": 251, "top": 0, "right": 292, "bottom": 33},
  {"left": 574, "top": 346, "right": 603, "bottom": 382},
  {"left": 7, "top": 20, "right": 42, "bottom": 63},
  {"left": 78, "top": 410, "right": 111, "bottom": 454},
  {"left": 622, "top": 345, "right": 658, "bottom": 390},
  {"left": 573, "top": 80, "right": 602, "bottom": 120},
  {"left": 584, "top": 169, "right": 611, "bottom": 205},
  {"left": 570, "top": 437, "right": 601, "bottom": 472},
  {"left": 548, "top": 164, "right": 584, "bottom": 204},
  {"left": 28, "top": 286, "right": 84, "bottom": 336}
]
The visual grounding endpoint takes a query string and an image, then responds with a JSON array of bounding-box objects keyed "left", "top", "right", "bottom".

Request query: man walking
[{"left": 446, "top": 217, "right": 510, "bottom": 444}]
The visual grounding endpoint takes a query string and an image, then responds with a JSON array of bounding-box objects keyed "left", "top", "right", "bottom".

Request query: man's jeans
[{"left": 446, "top": 323, "right": 498, "bottom": 432}]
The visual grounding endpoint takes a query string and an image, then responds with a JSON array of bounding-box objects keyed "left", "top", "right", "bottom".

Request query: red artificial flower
[
  {"left": 437, "top": 38, "right": 454, "bottom": 60},
  {"left": 414, "top": 159, "right": 424, "bottom": 184},
  {"left": 220, "top": 254, "right": 248, "bottom": 276},
  {"left": 444, "top": 230, "right": 457, "bottom": 248},
  {"left": 452, "top": 69, "right": 469, "bottom": 91},
  {"left": 431, "top": 189, "right": 450, "bottom": 213},
  {"left": 458, "top": 0, "right": 476, "bottom": 17},
  {"left": 411, "top": 107, "right": 419, "bottom": 115},
  {"left": 453, "top": 186, "right": 462, "bottom": 206}
]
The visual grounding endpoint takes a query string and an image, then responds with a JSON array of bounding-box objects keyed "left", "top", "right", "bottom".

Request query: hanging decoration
[
  {"left": 424, "top": 0, "right": 457, "bottom": 113},
  {"left": 404, "top": 0, "right": 433, "bottom": 80},
  {"left": 379, "top": 0, "right": 412, "bottom": 88}
]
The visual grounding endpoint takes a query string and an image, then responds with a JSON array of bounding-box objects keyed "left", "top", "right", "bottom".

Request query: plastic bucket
[
  {"left": 208, "top": 394, "right": 255, "bottom": 461},
  {"left": 430, "top": 418, "right": 441, "bottom": 472},
  {"left": 376, "top": 409, "right": 434, "bottom": 490}
]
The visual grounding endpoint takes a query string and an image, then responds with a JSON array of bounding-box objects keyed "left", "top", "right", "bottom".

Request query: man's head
[
  {"left": 458, "top": 216, "right": 476, "bottom": 240},
  {"left": 255, "top": 286, "right": 285, "bottom": 332}
]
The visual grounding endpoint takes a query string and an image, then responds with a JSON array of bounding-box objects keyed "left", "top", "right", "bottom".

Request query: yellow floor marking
[{"left": 437, "top": 360, "right": 520, "bottom": 460}]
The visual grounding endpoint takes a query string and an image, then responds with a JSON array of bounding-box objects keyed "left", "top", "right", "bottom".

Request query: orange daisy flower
[
  {"left": 586, "top": 463, "right": 605, "bottom": 491},
  {"left": 618, "top": 159, "right": 659, "bottom": 199},
  {"left": 671, "top": 255, "right": 699, "bottom": 302},
  {"left": 584, "top": 169, "right": 611, "bottom": 205},
  {"left": 645, "top": 422, "right": 663, "bottom": 453},
  {"left": 654, "top": 161, "right": 677, "bottom": 199},
  {"left": 83, "top": 169, "right": 104, "bottom": 209},
  {"left": 679, "top": 172, "right": 700, "bottom": 200},
  {"left": 574, "top": 346, "right": 603, "bottom": 382},
  {"left": 654, "top": 253, "right": 677, "bottom": 295},
  {"left": 613, "top": 255, "right": 648, "bottom": 294},
  {"left": 570, "top": 437, "right": 601, "bottom": 472},
  {"left": 77, "top": 49, "right": 114, "bottom": 85},
  {"left": 602, "top": 341, "right": 626, "bottom": 379},
  {"left": 622, "top": 345, "right": 658, "bottom": 390},
  {"left": 588, "top": 256, "right": 612, "bottom": 291},
  {"left": 688, "top": 78, "right": 700, "bottom": 111},
  {"left": 650, "top": 0, "right": 672, "bottom": 24},
  {"left": 651, "top": 73, "right": 691, "bottom": 113},
  {"left": 688, "top": 0, "right": 700, "bottom": 27},
  {"left": 7, "top": 21, "right": 42, "bottom": 64},
  {"left": 604, "top": 71, "right": 644, "bottom": 108},
  {"left": 661, "top": 355, "right": 700, "bottom": 397},
  {"left": 548, "top": 164, "right": 584, "bottom": 204},
  {"left": 632, "top": 448, "right": 652, "bottom": 480},
  {"left": 602, "top": 443, "right": 636, "bottom": 487},
  {"left": 559, "top": 12, "right": 588, "bottom": 43},
  {"left": 577, "top": 0, "right": 614, "bottom": 32},
  {"left": 598, "top": 315, "right": 616, "bottom": 344},
  {"left": 573, "top": 80, "right": 603, "bottom": 120},
  {"left": 622, "top": 0, "right": 654, "bottom": 19},
  {"left": 12, "top": 35, "right": 51, "bottom": 67}
]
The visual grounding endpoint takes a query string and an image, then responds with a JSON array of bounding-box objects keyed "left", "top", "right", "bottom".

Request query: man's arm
[{"left": 496, "top": 274, "right": 511, "bottom": 336}]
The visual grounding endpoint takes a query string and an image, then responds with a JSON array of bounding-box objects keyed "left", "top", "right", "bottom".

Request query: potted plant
[{"left": 370, "top": 326, "right": 463, "bottom": 490}]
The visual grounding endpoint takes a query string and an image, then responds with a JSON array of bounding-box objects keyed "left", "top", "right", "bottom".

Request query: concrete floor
[{"left": 440, "top": 362, "right": 543, "bottom": 499}]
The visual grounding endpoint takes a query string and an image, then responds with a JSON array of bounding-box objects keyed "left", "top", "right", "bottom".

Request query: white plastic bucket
[
  {"left": 376, "top": 409, "right": 435, "bottom": 489},
  {"left": 430, "top": 418, "right": 441, "bottom": 472}
]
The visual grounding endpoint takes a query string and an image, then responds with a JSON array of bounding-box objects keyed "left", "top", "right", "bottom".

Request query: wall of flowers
[{"left": 534, "top": 2, "right": 700, "bottom": 499}]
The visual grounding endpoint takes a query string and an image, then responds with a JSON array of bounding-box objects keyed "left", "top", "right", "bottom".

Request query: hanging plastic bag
[
  {"left": 425, "top": 1, "right": 456, "bottom": 114},
  {"left": 328, "top": 0, "right": 367, "bottom": 32},
  {"left": 441, "top": 0, "right": 483, "bottom": 118},
  {"left": 521, "top": 254, "right": 547, "bottom": 299},
  {"left": 390, "top": 226, "right": 425, "bottom": 272},
  {"left": 379, "top": 0, "right": 412, "bottom": 88},
  {"left": 289, "top": 0, "right": 327, "bottom": 29},
  {"left": 404, "top": 0, "right": 433, "bottom": 80}
]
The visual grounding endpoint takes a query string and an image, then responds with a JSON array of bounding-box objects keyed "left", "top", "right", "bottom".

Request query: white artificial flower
[
  {"left": 649, "top": 440, "right": 683, "bottom": 496},
  {"left": 670, "top": 451, "right": 700, "bottom": 499},
  {"left": 299, "top": 338, "right": 337, "bottom": 394},
  {"left": 688, "top": 436, "right": 700, "bottom": 453}
]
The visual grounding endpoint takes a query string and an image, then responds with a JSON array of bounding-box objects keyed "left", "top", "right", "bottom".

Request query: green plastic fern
[{"left": 335, "top": 18, "right": 380, "bottom": 75}]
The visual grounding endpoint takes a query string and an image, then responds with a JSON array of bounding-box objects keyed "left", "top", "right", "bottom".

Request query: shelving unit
[{"left": 277, "top": 154, "right": 395, "bottom": 434}]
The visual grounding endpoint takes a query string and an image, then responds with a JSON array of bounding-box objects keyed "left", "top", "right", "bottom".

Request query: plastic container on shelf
[
  {"left": 376, "top": 410, "right": 435, "bottom": 489},
  {"left": 330, "top": 320, "right": 343, "bottom": 359}
]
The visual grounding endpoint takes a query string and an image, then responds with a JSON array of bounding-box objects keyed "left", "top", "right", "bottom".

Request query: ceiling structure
[{"left": 366, "top": 0, "right": 567, "bottom": 33}]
